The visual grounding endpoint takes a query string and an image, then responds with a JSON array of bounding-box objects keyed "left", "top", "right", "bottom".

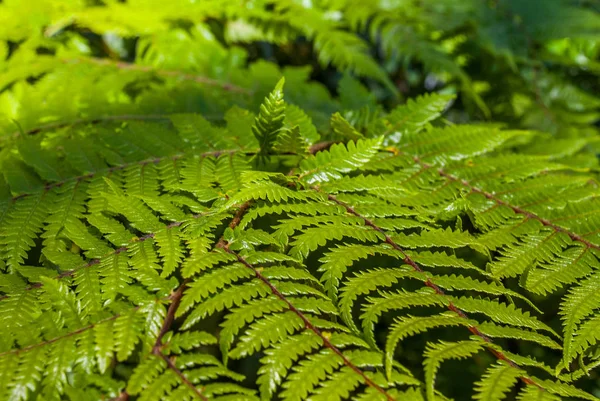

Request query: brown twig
[
  {"left": 438, "top": 169, "right": 600, "bottom": 251},
  {"left": 110, "top": 391, "right": 129, "bottom": 401},
  {"left": 4, "top": 150, "right": 249, "bottom": 203},
  {"left": 154, "top": 352, "right": 208, "bottom": 401},
  {"left": 216, "top": 201, "right": 252, "bottom": 249},
  {"left": 2, "top": 140, "right": 322, "bottom": 203},
  {"left": 4, "top": 114, "right": 167, "bottom": 142}
]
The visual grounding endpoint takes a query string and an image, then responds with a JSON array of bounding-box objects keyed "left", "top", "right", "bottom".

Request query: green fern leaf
[
  {"left": 385, "top": 312, "right": 469, "bottom": 380},
  {"left": 154, "top": 226, "right": 185, "bottom": 277},
  {"left": 257, "top": 332, "right": 322, "bottom": 400},
  {"left": 280, "top": 349, "right": 344, "bottom": 401},
  {"left": 517, "top": 385, "right": 561, "bottom": 401},
  {"left": 423, "top": 340, "right": 483, "bottom": 401},
  {"left": 560, "top": 272, "right": 600, "bottom": 365},
  {"left": 473, "top": 361, "right": 523, "bottom": 401},
  {"left": 127, "top": 357, "right": 164, "bottom": 395},
  {"left": 377, "top": 93, "right": 454, "bottom": 142},
  {"left": 330, "top": 112, "right": 364, "bottom": 141},
  {"left": 1, "top": 194, "right": 48, "bottom": 271},
  {"left": 114, "top": 308, "right": 141, "bottom": 361},
  {"left": 299, "top": 137, "right": 383, "bottom": 184},
  {"left": 451, "top": 297, "right": 556, "bottom": 336}
]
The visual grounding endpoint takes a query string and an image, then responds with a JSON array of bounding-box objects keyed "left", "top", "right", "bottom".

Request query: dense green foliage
[{"left": 1, "top": 1, "right": 600, "bottom": 400}]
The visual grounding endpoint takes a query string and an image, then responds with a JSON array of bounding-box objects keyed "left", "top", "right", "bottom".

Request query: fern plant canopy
[{"left": 0, "top": 1, "right": 599, "bottom": 400}]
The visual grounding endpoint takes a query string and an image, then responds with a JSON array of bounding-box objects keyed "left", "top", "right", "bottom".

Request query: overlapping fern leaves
[
  {"left": 2, "top": 0, "right": 599, "bottom": 139},
  {"left": 0, "top": 74, "right": 599, "bottom": 401}
]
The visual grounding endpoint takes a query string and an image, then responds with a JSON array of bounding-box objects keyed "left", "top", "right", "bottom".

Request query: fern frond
[
  {"left": 313, "top": 30, "right": 395, "bottom": 92},
  {"left": 280, "top": 349, "right": 343, "bottom": 401},
  {"left": 154, "top": 226, "right": 185, "bottom": 278}
]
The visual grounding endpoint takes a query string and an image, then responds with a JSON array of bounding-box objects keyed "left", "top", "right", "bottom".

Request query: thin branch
[
  {"left": 323, "top": 191, "right": 541, "bottom": 388},
  {"left": 9, "top": 114, "right": 167, "bottom": 139},
  {"left": 109, "top": 391, "right": 129, "bottom": 401},
  {"left": 153, "top": 280, "right": 189, "bottom": 353},
  {"left": 214, "top": 199, "right": 396, "bottom": 399},
  {"left": 2, "top": 113, "right": 222, "bottom": 144},
  {"left": 233, "top": 249, "right": 398, "bottom": 399},
  {"left": 226, "top": 248, "right": 398, "bottom": 400},
  {"left": 3, "top": 140, "right": 319, "bottom": 203},
  {"left": 216, "top": 201, "right": 252, "bottom": 249},
  {"left": 308, "top": 140, "right": 337, "bottom": 154},
  {"left": 1, "top": 281, "right": 203, "bottom": 400}
]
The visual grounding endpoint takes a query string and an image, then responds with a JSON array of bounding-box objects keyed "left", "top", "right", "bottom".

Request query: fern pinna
[{"left": 0, "top": 76, "right": 599, "bottom": 401}]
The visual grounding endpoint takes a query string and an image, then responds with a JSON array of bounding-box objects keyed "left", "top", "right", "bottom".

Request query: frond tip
[{"left": 252, "top": 77, "right": 287, "bottom": 162}]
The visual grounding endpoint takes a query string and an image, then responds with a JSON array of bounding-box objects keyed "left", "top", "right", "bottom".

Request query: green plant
[{"left": 1, "top": 1, "right": 600, "bottom": 401}]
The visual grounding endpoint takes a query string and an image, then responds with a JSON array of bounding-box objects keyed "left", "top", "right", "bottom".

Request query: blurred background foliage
[{"left": 0, "top": 0, "right": 598, "bottom": 153}]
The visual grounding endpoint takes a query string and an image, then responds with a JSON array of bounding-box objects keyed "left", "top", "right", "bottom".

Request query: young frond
[{"left": 252, "top": 78, "right": 287, "bottom": 162}]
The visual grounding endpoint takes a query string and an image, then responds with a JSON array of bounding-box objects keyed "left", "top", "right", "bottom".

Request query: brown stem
[
  {"left": 153, "top": 280, "right": 190, "bottom": 353},
  {"left": 382, "top": 149, "right": 600, "bottom": 251},
  {"left": 4, "top": 114, "right": 168, "bottom": 142},
  {"left": 111, "top": 391, "right": 129, "bottom": 401},
  {"left": 3, "top": 141, "right": 315, "bottom": 203},
  {"left": 216, "top": 201, "right": 252, "bottom": 249}
]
